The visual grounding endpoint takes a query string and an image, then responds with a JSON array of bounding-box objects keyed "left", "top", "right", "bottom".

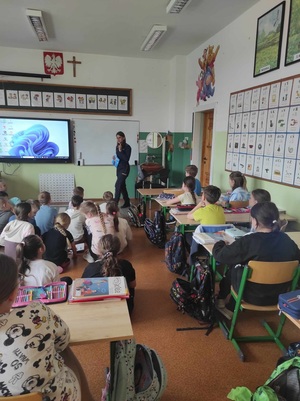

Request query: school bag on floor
[
  {"left": 227, "top": 356, "right": 300, "bottom": 401},
  {"left": 278, "top": 289, "right": 300, "bottom": 319},
  {"left": 128, "top": 201, "right": 146, "bottom": 228},
  {"left": 165, "top": 231, "right": 187, "bottom": 275},
  {"left": 170, "top": 258, "right": 215, "bottom": 330},
  {"left": 102, "top": 338, "right": 167, "bottom": 401},
  {"left": 144, "top": 210, "right": 166, "bottom": 248}
]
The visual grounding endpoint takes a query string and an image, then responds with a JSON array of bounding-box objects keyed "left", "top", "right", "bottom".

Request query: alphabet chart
[
  {"left": 226, "top": 74, "right": 300, "bottom": 187},
  {"left": 39, "top": 173, "right": 74, "bottom": 202}
]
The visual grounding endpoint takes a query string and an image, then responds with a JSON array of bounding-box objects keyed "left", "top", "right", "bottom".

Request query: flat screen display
[{"left": 0, "top": 117, "right": 72, "bottom": 163}]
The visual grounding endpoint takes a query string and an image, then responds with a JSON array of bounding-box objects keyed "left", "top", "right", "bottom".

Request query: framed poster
[
  {"left": 253, "top": 2, "right": 285, "bottom": 77},
  {"left": 285, "top": 0, "right": 300, "bottom": 66}
]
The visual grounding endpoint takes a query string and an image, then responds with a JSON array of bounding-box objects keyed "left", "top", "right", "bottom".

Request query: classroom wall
[
  {"left": 0, "top": 47, "right": 175, "bottom": 199},
  {"left": 184, "top": 0, "right": 300, "bottom": 227}
]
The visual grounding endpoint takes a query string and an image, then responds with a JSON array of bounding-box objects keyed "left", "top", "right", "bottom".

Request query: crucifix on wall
[{"left": 67, "top": 56, "right": 82, "bottom": 77}]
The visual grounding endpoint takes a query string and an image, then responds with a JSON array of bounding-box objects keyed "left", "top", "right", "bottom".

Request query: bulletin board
[
  {"left": 225, "top": 73, "right": 300, "bottom": 187},
  {"left": 73, "top": 119, "right": 139, "bottom": 165}
]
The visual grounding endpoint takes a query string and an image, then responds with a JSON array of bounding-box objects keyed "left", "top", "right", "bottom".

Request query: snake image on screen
[{"left": 9, "top": 124, "right": 59, "bottom": 158}]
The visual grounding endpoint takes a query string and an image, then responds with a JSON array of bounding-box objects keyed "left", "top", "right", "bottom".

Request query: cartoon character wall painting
[{"left": 196, "top": 44, "right": 220, "bottom": 105}]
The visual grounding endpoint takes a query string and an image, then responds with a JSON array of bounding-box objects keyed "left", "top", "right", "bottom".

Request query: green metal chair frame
[{"left": 218, "top": 260, "right": 300, "bottom": 362}]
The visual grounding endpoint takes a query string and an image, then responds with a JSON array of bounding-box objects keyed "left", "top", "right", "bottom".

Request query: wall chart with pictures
[
  {"left": 0, "top": 81, "right": 132, "bottom": 116},
  {"left": 226, "top": 74, "right": 300, "bottom": 187}
]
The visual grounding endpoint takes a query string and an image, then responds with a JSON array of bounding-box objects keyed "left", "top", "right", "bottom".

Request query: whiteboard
[{"left": 73, "top": 119, "right": 139, "bottom": 165}]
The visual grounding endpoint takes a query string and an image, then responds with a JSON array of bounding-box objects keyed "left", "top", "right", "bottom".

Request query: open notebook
[{"left": 192, "top": 232, "right": 225, "bottom": 245}]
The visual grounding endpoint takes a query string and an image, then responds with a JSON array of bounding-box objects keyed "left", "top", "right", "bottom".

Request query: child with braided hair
[
  {"left": 82, "top": 234, "right": 136, "bottom": 314},
  {"left": 106, "top": 201, "right": 132, "bottom": 253},
  {"left": 166, "top": 176, "right": 198, "bottom": 206},
  {"left": 80, "top": 201, "right": 115, "bottom": 261},
  {"left": 42, "top": 212, "right": 77, "bottom": 269}
]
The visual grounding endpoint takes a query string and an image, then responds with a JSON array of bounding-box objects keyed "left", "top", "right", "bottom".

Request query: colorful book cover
[{"left": 69, "top": 277, "right": 129, "bottom": 302}]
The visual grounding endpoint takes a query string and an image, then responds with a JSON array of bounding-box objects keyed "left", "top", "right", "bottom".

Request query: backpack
[
  {"left": 102, "top": 339, "right": 167, "bottom": 401},
  {"left": 165, "top": 231, "right": 187, "bottom": 275},
  {"left": 144, "top": 210, "right": 166, "bottom": 248},
  {"left": 227, "top": 357, "right": 300, "bottom": 401},
  {"left": 128, "top": 202, "right": 146, "bottom": 228},
  {"left": 170, "top": 258, "right": 215, "bottom": 329}
]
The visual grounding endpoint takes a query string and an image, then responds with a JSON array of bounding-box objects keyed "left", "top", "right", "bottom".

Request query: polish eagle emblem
[{"left": 43, "top": 52, "right": 64, "bottom": 75}]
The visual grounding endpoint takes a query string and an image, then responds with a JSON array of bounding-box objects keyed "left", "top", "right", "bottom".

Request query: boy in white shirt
[{"left": 65, "top": 195, "right": 86, "bottom": 242}]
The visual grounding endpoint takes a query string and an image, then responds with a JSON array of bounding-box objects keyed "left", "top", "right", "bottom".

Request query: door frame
[{"left": 192, "top": 101, "right": 218, "bottom": 185}]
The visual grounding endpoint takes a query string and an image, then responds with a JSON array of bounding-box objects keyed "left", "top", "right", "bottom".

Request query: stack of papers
[{"left": 192, "top": 232, "right": 224, "bottom": 245}]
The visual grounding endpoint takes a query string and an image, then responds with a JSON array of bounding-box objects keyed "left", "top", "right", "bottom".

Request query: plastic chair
[
  {"left": 0, "top": 393, "right": 43, "bottom": 401},
  {"left": 218, "top": 260, "right": 300, "bottom": 362}
]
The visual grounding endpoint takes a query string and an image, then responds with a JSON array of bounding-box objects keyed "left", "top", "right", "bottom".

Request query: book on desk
[
  {"left": 192, "top": 232, "right": 224, "bottom": 244},
  {"left": 69, "top": 277, "right": 129, "bottom": 302}
]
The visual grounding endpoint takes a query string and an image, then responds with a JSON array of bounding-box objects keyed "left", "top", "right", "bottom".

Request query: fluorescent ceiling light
[
  {"left": 26, "top": 9, "right": 48, "bottom": 41},
  {"left": 166, "top": 0, "right": 193, "bottom": 14},
  {"left": 140, "top": 25, "right": 167, "bottom": 51}
]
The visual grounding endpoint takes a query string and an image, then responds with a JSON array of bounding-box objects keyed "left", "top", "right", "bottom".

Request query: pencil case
[
  {"left": 12, "top": 281, "right": 68, "bottom": 308},
  {"left": 278, "top": 290, "right": 300, "bottom": 319}
]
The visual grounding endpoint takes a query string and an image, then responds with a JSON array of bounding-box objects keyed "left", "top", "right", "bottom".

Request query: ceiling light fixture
[
  {"left": 166, "top": 0, "right": 193, "bottom": 14},
  {"left": 140, "top": 25, "right": 167, "bottom": 51},
  {"left": 26, "top": 9, "right": 48, "bottom": 42}
]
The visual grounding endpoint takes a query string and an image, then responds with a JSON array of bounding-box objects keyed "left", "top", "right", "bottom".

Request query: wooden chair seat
[
  {"left": 219, "top": 260, "right": 300, "bottom": 361},
  {"left": 0, "top": 393, "right": 43, "bottom": 401},
  {"left": 229, "top": 200, "right": 249, "bottom": 209}
]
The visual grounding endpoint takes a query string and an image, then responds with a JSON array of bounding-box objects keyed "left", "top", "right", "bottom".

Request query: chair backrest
[
  {"left": 229, "top": 200, "right": 249, "bottom": 209},
  {"left": 0, "top": 393, "right": 43, "bottom": 401},
  {"left": 247, "top": 260, "right": 299, "bottom": 285},
  {"left": 279, "top": 218, "right": 288, "bottom": 232},
  {"left": 195, "top": 224, "right": 235, "bottom": 234}
]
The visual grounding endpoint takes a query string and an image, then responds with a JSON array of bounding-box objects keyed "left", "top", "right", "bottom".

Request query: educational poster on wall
[{"left": 225, "top": 73, "right": 300, "bottom": 188}]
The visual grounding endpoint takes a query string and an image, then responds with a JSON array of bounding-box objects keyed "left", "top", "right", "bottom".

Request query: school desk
[
  {"left": 137, "top": 188, "right": 164, "bottom": 210},
  {"left": 50, "top": 299, "right": 133, "bottom": 345},
  {"left": 154, "top": 198, "right": 178, "bottom": 217}
]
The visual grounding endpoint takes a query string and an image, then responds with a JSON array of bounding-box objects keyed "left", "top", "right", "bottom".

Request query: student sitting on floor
[
  {"left": 187, "top": 185, "right": 225, "bottom": 224},
  {"left": 68, "top": 186, "right": 85, "bottom": 209},
  {"left": 66, "top": 195, "right": 86, "bottom": 242},
  {"left": 106, "top": 200, "right": 132, "bottom": 253},
  {"left": 82, "top": 234, "right": 136, "bottom": 314},
  {"left": 212, "top": 202, "right": 300, "bottom": 320},
  {"left": 0, "top": 193, "right": 14, "bottom": 234},
  {"left": 35, "top": 191, "right": 57, "bottom": 235},
  {"left": 42, "top": 212, "right": 77, "bottom": 269},
  {"left": 100, "top": 191, "right": 114, "bottom": 213},
  {"left": 9, "top": 199, "right": 41, "bottom": 236},
  {"left": 16, "top": 234, "right": 62, "bottom": 286}
]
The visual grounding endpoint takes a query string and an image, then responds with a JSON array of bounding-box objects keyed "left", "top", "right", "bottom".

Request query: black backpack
[
  {"left": 128, "top": 202, "right": 146, "bottom": 228},
  {"left": 144, "top": 210, "right": 166, "bottom": 249},
  {"left": 170, "top": 258, "right": 215, "bottom": 332},
  {"left": 165, "top": 231, "right": 187, "bottom": 275}
]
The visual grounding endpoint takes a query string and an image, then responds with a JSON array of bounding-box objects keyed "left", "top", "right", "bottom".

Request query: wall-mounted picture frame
[
  {"left": 285, "top": 0, "right": 300, "bottom": 66},
  {"left": 253, "top": 1, "right": 285, "bottom": 77}
]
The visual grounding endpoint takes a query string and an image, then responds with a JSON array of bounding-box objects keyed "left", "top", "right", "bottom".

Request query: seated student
[
  {"left": 187, "top": 185, "right": 225, "bottom": 224},
  {"left": 0, "top": 192, "right": 14, "bottom": 233},
  {"left": 0, "top": 179, "right": 21, "bottom": 207},
  {"left": 68, "top": 186, "right": 85, "bottom": 209},
  {"left": 80, "top": 201, "right": 115, "bottom": 261},
  {"left": 9, "top": 199, "right": 41, "bottom": 236},
  {"left": 249, "top": 188, "right": 271, "bottom": 207},
  {"left": 100, "top": 191, "right": 114, "bottom": 213},
  {"left": 185, "top": 164, "right": 202, "bottom": 196},
  {"left": 16, "top": 234, "right": 61, "bottom": 286},
  {"left": 220, "top": 171, "right": 250, "bottom": 206},
  {"left": 65, "top": 195, "right": 86, "bottom": 242},
  {"left": 42, "top": 212, "right": 77, "bottom": 269},
  {"left": 166, "top": 176, "right": 197, "bottom": 206},
  {"left": 0, "top": 202, "right": 35, "bottom": 259},
  {"left": 0, "top": 253, "right": 95, "bottom": 401},
  {"left": 106, "top": 201, "right": 132, "bottom": 253},
  {"left": 82, "top": 234, "right": 136, "bottom": 314},
  {"left": 35, "top": 191, "right": 57, "bottom": 235},
  {"left": 212, "top": 202, "right": 300, "bottom": 319}
]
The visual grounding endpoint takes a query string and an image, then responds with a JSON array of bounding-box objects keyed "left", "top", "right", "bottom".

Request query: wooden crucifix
[{"left": 67, "top": 56, "right": 82, "bottom": 77}]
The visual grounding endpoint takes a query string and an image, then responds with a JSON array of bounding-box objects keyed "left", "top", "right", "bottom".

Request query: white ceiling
[{"left": 0, "top": 0, "right": 260, "bottom": 60}]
